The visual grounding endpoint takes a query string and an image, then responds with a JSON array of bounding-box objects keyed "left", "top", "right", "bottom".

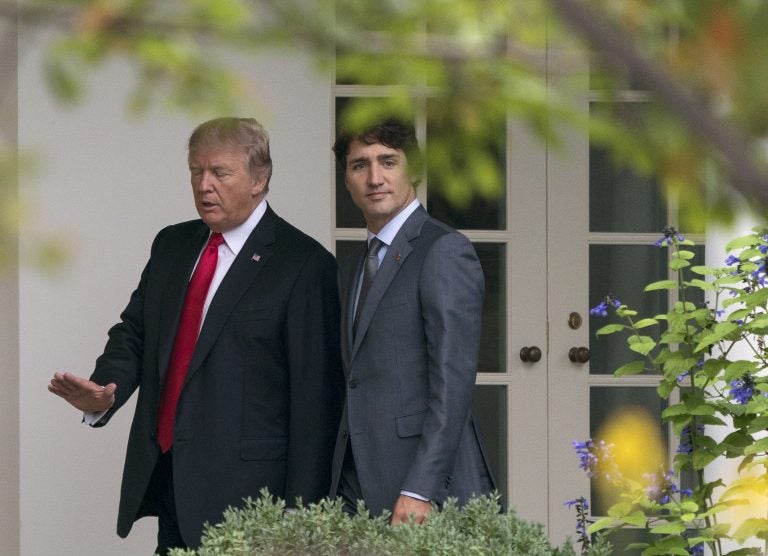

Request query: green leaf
[
  {"left": 628, "top": 335, "right": 657, "bottom": 355},
  {"left": 596, "top": 323, "right": 625, "bottom": 336},
  {"left": 747, "top": 415, "right": 768, "bottom": 433},
  {"left": 634, "top": 318, "right": 659, "bottom": 329},
  {"left": 675, "top": 249, "right": 696, "bottom": 260},
  {"left": 725, "top": 234, "right": 760, "bottom": 251},
  {"left": 688, "top": 278, "right": 714, "bottom": 290},
  {"left": 587, "top": 516, "right": 620, "bottom": 534},
  {"left": 662, "top": 403, "right": 689, "bottom": 418},
  {"left": 650, "top": 521, "right": 686, "bottom": 534},
  {"left": 622, "top": 511, "right": 647, "bottom": 527},
  {"left": 732, "top": 518, "right": 768, "bottom": 544},
  {"left": 690, "top": 265, "right": 718, "bottom": 275},
  {"left": 743, "top": 436, "right": 768, "bottom": 456},
  {"left": 692, "top": 448, "right": 718, "bottom": 469},
  {"left": 615, "top": 360, "right": 645, "bottom": 376},
  {"left": 645, "top": 279, "right": 679, "bottom": 291},
  {"left": 669, "top": 258, "right": 690, "bottom": 270}
]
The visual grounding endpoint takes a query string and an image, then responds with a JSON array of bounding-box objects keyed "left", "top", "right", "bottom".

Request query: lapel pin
[
  {"left": 395, "top": 253, "right": 401, "bottom": 262},
  {"left": 251, "top": 253, "right": 261, "bottom": 262}
]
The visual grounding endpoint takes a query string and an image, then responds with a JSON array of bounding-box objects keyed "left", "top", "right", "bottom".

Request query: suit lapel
[
  {"left": 157, "top": 224, "right": 210, "bottom": 383},
  {"left": 184, "top": 207, "right": 278, "bottom": 384},
  {"left": 350, "top": 207, "right": 428, "bottom": 362},
  {"left": 340, "top": 244, "right": 366, "bottom": 375}
]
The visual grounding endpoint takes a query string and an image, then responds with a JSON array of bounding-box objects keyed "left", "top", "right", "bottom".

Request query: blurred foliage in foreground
[
  {"left": 3, "top": 0, "right": 768, "bottom": 270},
  {"left": 169, "top": 489, "right": 613, "bottom": 556}
]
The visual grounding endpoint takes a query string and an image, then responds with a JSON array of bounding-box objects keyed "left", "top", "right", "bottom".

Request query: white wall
[
  {"left": 1, "top": 13, "right": 20, "bottom": 556},
  {"left": 16, "top": 28, "right": 332, "bottom": 556}
]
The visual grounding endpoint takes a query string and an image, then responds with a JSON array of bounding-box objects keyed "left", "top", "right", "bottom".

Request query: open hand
[{"left": 48, "top": 372, "right": 116, "bottom": 413}]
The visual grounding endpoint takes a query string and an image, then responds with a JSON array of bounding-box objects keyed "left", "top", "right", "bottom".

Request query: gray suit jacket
[{"left": 330, "top": 206, "right": 495, "bottom": 515}]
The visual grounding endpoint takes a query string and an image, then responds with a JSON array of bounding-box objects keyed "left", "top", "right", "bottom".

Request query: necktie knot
[
  {"left": 366, "top": 237, "right": 384, "bottom": 262},
  {"left": 208, "top": 232, "right": 225, "bottom": 250}
]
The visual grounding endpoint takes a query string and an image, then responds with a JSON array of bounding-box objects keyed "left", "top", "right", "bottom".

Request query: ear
[{"left": 251, "top": 175, "right": 268, "bottom": 197}]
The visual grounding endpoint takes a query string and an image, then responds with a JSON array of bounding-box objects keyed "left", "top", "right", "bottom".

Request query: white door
[{"left": 331, "top": 37, "right": 694, "bottom": 550}]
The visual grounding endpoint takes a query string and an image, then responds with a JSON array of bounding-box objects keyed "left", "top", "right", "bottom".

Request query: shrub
[{"left": 172, "top": 489, "right": 613, "bottom": 555}]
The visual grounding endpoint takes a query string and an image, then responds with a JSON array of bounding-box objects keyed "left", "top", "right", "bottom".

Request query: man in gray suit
[{"left": 330, "top": 118, "right": 495, "bottom": 524}]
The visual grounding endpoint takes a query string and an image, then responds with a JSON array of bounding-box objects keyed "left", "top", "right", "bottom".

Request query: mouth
[
  {"left": 366, "top": 190, "right": 389, "bottom": 201},
  {"left": 198, "top": 200, "right": 219, "bottom": 211}
]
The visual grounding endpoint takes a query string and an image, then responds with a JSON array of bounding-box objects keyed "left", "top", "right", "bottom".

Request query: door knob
[
  {"left": 568, "top": 347, "right": 590, "bottom": 364},
  {"left": 520, "top": 346, "right": 542, "bottom": 363}
]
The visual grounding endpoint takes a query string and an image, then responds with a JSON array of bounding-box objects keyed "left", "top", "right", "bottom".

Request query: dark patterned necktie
[{"left": 354, "top": 237, "right": 384, "bottom": 336}]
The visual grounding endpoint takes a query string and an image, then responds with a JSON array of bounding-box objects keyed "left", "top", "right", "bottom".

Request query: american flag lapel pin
[{"left": 251, "top": 253, "right": 261, "bottom": 262}]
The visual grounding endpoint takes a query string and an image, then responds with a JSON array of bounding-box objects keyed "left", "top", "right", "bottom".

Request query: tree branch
[{"left": 549, "top": 0, "right": 768, "bottom": 207}]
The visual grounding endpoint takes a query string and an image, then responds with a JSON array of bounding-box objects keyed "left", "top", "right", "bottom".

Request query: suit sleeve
[
  {"left": 401, "top": 232, "right": 484, "bottom": 501},
  {"left": 283, "top": 247, "right": 344, "bottom": 504},
  {"left": 87, "top": 232, "right": 161, "bottom": 425}
]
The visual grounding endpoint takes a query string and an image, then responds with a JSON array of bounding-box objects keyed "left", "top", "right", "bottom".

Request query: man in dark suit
[
  {"left": 329, "top": 118, "right": 495, "bottom": 525},
  {"left": 48, "top": 117, "right": 343, "bottom": 554}
]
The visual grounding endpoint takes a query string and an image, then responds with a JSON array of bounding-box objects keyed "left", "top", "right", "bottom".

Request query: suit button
[{"left": 349, "top": 379, "right": 358, "bottom": 389}]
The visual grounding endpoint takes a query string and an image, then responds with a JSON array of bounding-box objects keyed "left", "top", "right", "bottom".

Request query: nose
[
  {"left": 368, "top": 162, "right": 384, "bottom": 186},
  {"left": 193, "top": 171, "right": 214, "bottom": 192}
]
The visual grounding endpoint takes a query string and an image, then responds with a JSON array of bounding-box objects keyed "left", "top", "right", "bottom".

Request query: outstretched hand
[{"left": 48, "top": 372, "right": 116, "bottom": 413}]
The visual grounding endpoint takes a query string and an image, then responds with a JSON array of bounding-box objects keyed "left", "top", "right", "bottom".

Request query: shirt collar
[
  {"left": 367, "top": 198, "right": 421, "bottom": 246},
  {"left": 218, "top": 199, "right": 268, "bottom": 256}
]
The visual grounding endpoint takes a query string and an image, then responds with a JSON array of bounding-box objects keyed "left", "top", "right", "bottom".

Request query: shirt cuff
[
  {"left": 400, "top": 490, "right": 431, "bottom": 502},
  {"left": 83, "top": 409, "right": 109, "bottom": 427}
]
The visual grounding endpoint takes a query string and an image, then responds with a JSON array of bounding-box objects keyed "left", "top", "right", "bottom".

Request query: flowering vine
[{"left": 568, "top": 226, "right": 768, "bottom": 556}]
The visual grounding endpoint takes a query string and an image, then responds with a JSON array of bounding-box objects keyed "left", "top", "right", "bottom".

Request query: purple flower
[
  {"left": 730, "top": 375, "right": 755, "bottom": 405},
  {"left": 645, "top": 470, "right": 688, "bottom": 504},
  {"left": 573, "top": 438, "right": 616, "bottom": 482},
  {"left": 564, "top": 497, "right": 591, "bottom": 551},
  {"left": 590, "top": 294, "right": 621, "bottom": 318},
  {"left": 677, "top": 424, "right": 703, "bottom": 455},
  {"left": 654, "top": 226, "right": 685, "bottom": 247},
  {"left": 573, "top": 440, "right": 599, "bottom": 476},
  {"left": 725, "top": 254, "right": 740, "bottom": 266}
]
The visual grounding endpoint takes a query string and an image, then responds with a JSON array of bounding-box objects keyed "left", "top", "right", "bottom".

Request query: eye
[
  {"left": 382, "top": 159, "right": 397, "bottom": 168},
  {"left": 214, "top": 170, "right": 232, "bottom": 179},
  {"left": 190, "top": 168, "right": 203, "bottom": 177},
  {"left": 350, "top": 161, "right": 366, "bottom": 171}
]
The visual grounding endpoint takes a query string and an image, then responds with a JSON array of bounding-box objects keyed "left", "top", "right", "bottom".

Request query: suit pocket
[
  {"left": 395, "top": 410, "right": 427, "bottom": 438},
  {"left": 230, "top": 308, "right": 271, "bottom": 322},
  {"left": 241, "top": 437, "right": 287, "bottom": 461}
]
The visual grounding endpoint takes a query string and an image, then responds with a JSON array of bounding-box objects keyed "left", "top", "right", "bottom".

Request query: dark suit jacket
[
  {"left": 90, "top": 206, "right": 343, "bottom": 547},
  {"left": 329, "top": 206, "right": 494, "bottom": 516}
]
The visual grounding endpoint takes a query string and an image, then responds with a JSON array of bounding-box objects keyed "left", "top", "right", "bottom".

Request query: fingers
[
  {"left": 391, "top": 495, "right": 431, "bottom": 525},
  {"left": 47, "top": 372, "right": 116, "bottom": 412}
]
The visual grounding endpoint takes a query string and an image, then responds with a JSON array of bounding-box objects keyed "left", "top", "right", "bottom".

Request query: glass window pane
[
  {"left": 335, "top": 240, "right": 362, "bottom": 262},
  {"left": 475, "top": 243, "right": 506, "bottom": 374},
  {"left": 589, "top": 244, "right": 668, "bottom": 375},
  {"left": 426, "top": 101, "right": 506, "bottom": 230},
  {"left": 589, "top": 103, "right": 666, "bottom": 234},
  {"left": 473, "top": 384, "right": 507, "bottom": 507},
  {"left": 589, "top": 387, "right": 668, "bottom": 516}
]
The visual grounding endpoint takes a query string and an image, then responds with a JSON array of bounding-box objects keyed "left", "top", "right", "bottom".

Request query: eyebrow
[{"left": 348, "top": 153, "right": 400, "bottom": 165}]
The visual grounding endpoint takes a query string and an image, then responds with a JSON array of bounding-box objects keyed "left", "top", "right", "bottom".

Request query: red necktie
[{"left": 157, "top": 232, "right": 224, "bottom": 452}]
